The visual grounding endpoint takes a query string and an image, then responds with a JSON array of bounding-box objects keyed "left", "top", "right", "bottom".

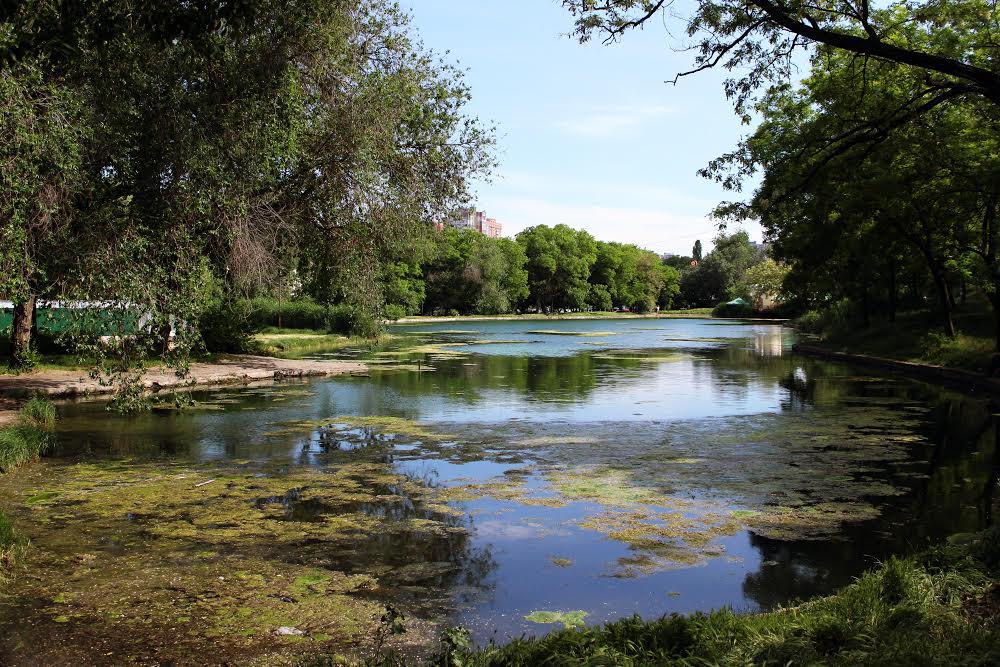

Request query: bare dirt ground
[{"left": 0, "top": 355, "right": 367, "bottom": 420}]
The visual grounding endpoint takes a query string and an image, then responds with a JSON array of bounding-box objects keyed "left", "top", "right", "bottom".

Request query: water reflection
[{"left": 43, "top": 319, "right": 1000, "bottom": 644}]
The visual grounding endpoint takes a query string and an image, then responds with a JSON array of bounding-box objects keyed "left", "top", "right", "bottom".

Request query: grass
[
  {"left": 253, "top": 329, "right": 394, "bottom": 358},
  {"left": 0, "top": 354, "right": 90, "bottom": 375},
  {"left": 0, "top": 396, "right": 53, "bottom": 580},
  {"left": 0, "top": 396, "right": 56, "bottom": 473},
  {"left": 0, "top": 510, "right": 26, "bottom": 582},
  {"left": 313, "top": 528, "right": 1000, "bottom": 666},
  {"left": 803, "top": 302, "right": 996, "bottom": 373}
]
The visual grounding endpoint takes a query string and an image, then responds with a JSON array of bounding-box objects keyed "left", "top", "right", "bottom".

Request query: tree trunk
[
  {"left": 158, "top": 320, "right": 173, "bottom": 355},
  {"left": 989, "top": 290, "right": 1000, "bottom": 354},
  {"left": 11, "top": 294, "right": 36, "bottom": 367},
  {"left": 888, "top": 258, "right": 897, "bottom": 323},
  {"left": 929, "top": 267, "right": 956, "bottom": 337}
]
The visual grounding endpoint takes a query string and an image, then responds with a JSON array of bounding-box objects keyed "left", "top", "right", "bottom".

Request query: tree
[
  {"left": 565, "top": 0, "right": 1000, "bottom": 208},
  {"left": 422, "top": 228, "right": 528, "bottom": 315},
  {"left": 0, "top": 62, "right": 88, "bottom": 366},
  {"left": 692, "top": 240, "right": 703, "bottom": 262},
  {"left": 517, "top": 225, "right": 597, "bottom": 312},
  {"left": 740, "top": 258, "right": 790, "bottom": 309},
  {"left": 565, "top": 1, "right": 1000, "bottom": 111},
  {"left": 0, "top": 1, "right": 493, "bottom": 381},
  {"left": 712, "top": 44, "right": 1000, "bottom": 340}
]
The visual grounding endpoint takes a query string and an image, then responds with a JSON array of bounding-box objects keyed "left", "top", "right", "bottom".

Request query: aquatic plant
[
  {"left": 0, "top": 511, "right": 26, "bottom": 581},
  {"left": 0, "top": 396, "right": 56, "bottom": 473}
]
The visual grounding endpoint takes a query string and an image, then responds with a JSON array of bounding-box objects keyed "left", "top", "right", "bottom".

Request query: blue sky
[{"left": 405, "top": 0, "right": 763, "bottom": 255}]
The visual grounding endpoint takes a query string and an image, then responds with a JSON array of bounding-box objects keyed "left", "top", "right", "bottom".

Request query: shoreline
[
  {"left": 793, "top": 343, "right": 1000, "bottom": 396},
  {"left": 393, "top": 313, "right": 786, "bottom": 324},
  {"left": 0, "top": 355, "right": 367, "bottom": 420}
]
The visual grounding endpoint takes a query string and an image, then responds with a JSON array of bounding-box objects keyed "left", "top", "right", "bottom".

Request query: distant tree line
[{"left": 376, "top": 224, "right": 680, "bottom": 317}]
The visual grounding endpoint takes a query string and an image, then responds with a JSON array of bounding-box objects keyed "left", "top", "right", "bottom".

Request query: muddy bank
[{"left": 0, "top": 356, "right": 368, "bottom": 407}]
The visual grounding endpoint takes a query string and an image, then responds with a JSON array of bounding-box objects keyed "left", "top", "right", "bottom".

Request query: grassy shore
[
  {"left": 310, "top": 529, "right": 1000, "bottom": 666},
  {"left": 253, "top": 329, "right": 395, "bottom": 359},
  {"left": 799, "top": 304, "right": 995, "bottom": 374},
  {"left": 0, "top": 396, "right": 55, "bottom": 473},
  {"left": 0, "top": 396, "right": 55, "bottom": 581}
]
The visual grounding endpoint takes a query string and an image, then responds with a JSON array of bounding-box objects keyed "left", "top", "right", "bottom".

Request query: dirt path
[{"left": 0, "top": 355, "right": 367, "bottom": 418}]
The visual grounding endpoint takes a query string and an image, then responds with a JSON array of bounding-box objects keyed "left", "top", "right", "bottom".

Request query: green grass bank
[
  {"left": 0, "top": 396, "right": 55, "bottom": 580},
  {"left": 795, "top": 303, "right": 996, "bottom": 374}
]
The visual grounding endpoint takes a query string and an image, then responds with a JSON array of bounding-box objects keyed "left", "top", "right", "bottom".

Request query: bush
[
  {"left": 242, "top": 298, "right": 384, "bottom": 337},
  {"left": 198, "top": 299, "right": 262, "bottom": 353},
  {"left": 247, "top": 297, "right": 330, "bottom": 330},
  {"left": 712, "top": 301, "right": 758, "bottom": 318},
  {"left": 383, "top": 304, "right": 407, "bottom": 322},
  {"left": 0, "top": 396, "right": 56, "bottom": 473},
  {"left": 791, "top": 299, "right": 856, "bottom": 335}
]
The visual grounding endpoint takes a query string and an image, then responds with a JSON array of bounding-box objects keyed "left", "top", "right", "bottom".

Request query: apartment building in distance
[{"left": 445, "top": 207, "right": 503, "bottom": 238}]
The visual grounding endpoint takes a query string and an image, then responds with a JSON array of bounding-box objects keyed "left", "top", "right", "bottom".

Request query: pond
[{"left": 0, "top": 318, "right": 997, "bottom": 664}]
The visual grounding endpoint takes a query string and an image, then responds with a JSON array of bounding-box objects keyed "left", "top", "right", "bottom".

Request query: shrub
[
  {"left": 198, "top": 299, "right": 262, "bottom": 354},
  {"left": 247, "top": 297, "right": 330, "bottom": 330},
  {"left": 383, "top": 304, "right": 407, "bottom": 322},
  {"left": 791, "top": 299, "right": 856, "bottom": 335},
  {"left": 712, "top": 301, "right": 757, "bottom": 318},
  {"left": 0, "top": 396, "right": 56, "bottom": 473}
]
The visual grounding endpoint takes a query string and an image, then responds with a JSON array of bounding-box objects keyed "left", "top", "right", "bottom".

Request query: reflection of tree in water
[
  {"left": 742, "top": 534, "right": 870, "bottom": 609},
  {"left": 363, "top": 353, "right": 603, "bottom": 404},
  {"left": 741, "top": 390, "right": 1000, "bottom": 611},
  {"left": 285, "top": 454, "right": 498, "bottom": 617}
]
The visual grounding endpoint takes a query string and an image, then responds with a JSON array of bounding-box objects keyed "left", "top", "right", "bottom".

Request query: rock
[{"left": 275, "top": 626, "right": 304, "bottom": 636}]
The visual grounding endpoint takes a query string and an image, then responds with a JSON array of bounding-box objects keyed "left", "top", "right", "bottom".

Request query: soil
[{"left": 0, "top": 355, "right": 368, "bottom": 420}]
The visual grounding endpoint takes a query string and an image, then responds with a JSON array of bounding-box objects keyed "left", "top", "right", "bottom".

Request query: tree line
[
  {"left": 377, "top": 224, "right": 679, "bottom": 317},
  {"left": 369, "top": 225, "right": 782, "bottom": 318}
]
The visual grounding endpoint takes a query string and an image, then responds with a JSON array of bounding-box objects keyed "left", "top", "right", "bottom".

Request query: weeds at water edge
[{"left": 0, "top": 396, "right": 56, "bottom": 473}]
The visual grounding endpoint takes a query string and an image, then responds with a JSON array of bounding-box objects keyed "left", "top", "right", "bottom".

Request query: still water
[{"left": 2, "top": 318, "right": 997, "bottom": 659}]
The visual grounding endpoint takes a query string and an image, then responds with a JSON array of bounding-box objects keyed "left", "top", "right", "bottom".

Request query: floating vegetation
[
  {"left": 0, "top": 457, "right": 462, "bottom": 661},
  {"left": 266, "top": 415, "right": 448, "bottom": 441},
  {"left": 590, "top": 349, "right": 687, "bottom": 362},
  {"left": 743, "top": 502, "right": 883, "bottom": 541},
  {"left": 524, "top": 610, "right": 588, "bottom": 629},
  {"left": 550, "top": 556, "right": 573, "bottom": 567},
  {"left": 525, "top": 330, "right": 617, "bottom": 337}
]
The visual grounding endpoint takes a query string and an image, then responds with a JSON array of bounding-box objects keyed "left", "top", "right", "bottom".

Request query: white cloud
[{"left": 551, "top": 103, "right": 676, "bottom": 138}]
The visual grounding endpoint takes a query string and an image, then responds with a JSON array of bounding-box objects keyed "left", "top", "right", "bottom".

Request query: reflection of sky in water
[
  {"left": 314, "top": 319, "right": 796, "bottom": 423},
  {"left": 49, "top": 318, "right": 997, "bottom": 644}
]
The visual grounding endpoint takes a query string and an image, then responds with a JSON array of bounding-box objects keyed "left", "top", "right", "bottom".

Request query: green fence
[{"left": 0, "top": 305, "right": 141, "bottom": 336}]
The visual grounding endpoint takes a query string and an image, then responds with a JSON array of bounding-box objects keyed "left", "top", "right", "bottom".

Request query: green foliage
[
  {"left": 247, "top": 298, "right": 331, "bottom": 331},
  {"left": 199, "top": 299, "right": 262, "bottom": 354},
  {"left": 0, "top": 396, "right": 56, "bottom": 473},
  {"left": 2, "top": 0, "right": 494, "bottom": 403},
  {"left": 677, "top": 231, "right": 765, "bottom": 308},
  {"left": 0, "top": 510, "right": 27, "bottom": 580},
  {"left": 383, "top": 304, "right": 407, "bottom": 322},
  {"left": 516, "top": 224, "right": 597, "bottom": 312},
  {"left": 740, "top": 258, "right": 790, "bottom": 308},
  {"left": 423, "top": 228, "right": 529, "bottom": 316}
]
